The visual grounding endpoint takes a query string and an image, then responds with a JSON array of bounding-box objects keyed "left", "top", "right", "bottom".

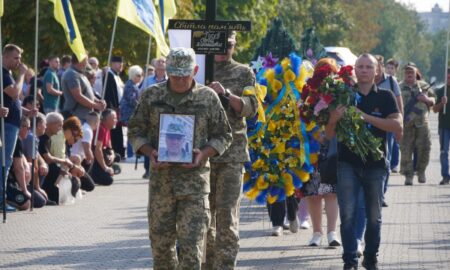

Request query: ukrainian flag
[
  {"left": 48, "top": 0, "right": 87, "bottom": 61},
  {"left": 0, "top": 0, "right": 3, "bottom": 17},
  {"left": 156, "top": 0, "right": 177, "bottom": 32},
  {"left": 117, "top": 0, "right": 170, "bottom": 56}
]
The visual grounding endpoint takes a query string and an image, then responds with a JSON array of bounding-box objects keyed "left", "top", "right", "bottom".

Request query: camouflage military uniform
[
  {"left": 204, "top": 59, "right": 258, "bottom": 270},
  {"left": 128, "top": 81, "right": 232, "bottom": 270},
  {"left": 399, "top": 80, "right": 435, "bottom": 182}
]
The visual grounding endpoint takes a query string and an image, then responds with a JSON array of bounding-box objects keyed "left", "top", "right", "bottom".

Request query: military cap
[
  {"left": 403, "top": 62, "right": 417, "bottom": 70},
  {"left": 164, "top": 123, "right": 186, "bottom": 137},
  {"left": 166, "top": 47, "right": 196, "bottom": 77}
]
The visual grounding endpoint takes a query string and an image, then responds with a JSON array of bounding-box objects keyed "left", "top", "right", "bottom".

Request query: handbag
[{"left": 318, "top": 137, "right": 338, "bottom": 185}]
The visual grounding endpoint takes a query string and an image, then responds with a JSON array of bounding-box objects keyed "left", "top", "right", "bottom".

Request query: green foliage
[{"left": 252, "top": 18, "right": 298, "bottom": 60}]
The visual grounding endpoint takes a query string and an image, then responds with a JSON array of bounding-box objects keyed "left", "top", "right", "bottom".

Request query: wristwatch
[{"left": 224, "top": 88, "right": 231, "bottom": 97}]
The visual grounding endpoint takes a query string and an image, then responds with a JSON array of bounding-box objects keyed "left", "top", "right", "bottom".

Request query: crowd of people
[{"left": 1, "top": 30, "right": 449, "bottom": 270}]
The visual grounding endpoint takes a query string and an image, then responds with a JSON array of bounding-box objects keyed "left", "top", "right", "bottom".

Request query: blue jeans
[
  {"left": 337, "top": 161, "right": 387, "bottom": 265},
  {"left": 390, "top": 142, "right": 399, "bottom": 169},
  {"left": 355, "top": 190, "right": 366, "bottom": 241},
  {"left": 0, "top": 123, "right": 20, "bottom": 201},
  {"left": 439, "top": 128, "right": 450, "bottom": 178}
]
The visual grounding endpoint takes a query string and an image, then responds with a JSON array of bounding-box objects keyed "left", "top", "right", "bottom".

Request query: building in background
[{"left": 419, "top": 3, "right": 449, "bottom": 33}]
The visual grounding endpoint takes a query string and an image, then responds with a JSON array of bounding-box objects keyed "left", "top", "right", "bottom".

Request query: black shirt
[
  {"left": 13, "top": 138, "right": 23, "bottom": 158},
  {"left": 38, "top": 134, "right": 51, "bottom": 156},
  {"left": 338, "top": 85, "right": 399, "bottom": 168},
  {"left": 2, "top": 67, "right": 22, "bottom": 127}
]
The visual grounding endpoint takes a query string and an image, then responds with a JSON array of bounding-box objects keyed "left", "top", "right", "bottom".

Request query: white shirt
[{"left": 71, "top": 123, "right": 93, "bottom": 160}]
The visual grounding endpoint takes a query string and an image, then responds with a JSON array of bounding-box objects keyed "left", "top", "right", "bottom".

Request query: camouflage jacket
[
  {"left": 399, "top": 80, "right": 435, "bottom": 128},
  {"left": 128, "top": 81, "right": 232, "bottom": 196},
  {"left": 210, "top": 59, "right": 258, "bottom": 163}
]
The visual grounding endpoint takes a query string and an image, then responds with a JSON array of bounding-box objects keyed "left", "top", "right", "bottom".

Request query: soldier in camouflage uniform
[
  {"left": 399, "top": 62, "right": 436, "bottom": 185},
  {"left": 128, "top": 47, "right": 232, "bottom": 270},
  {"left": 203, "top": 31, "right": 258, "bottom": 270}
]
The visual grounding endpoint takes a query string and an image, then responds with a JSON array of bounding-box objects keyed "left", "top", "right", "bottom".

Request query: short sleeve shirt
[
  {"left": 23, "top": 132, "right": 39, "bottom": 159},
  {"left": 42, "top": 68, "right": 60, "bottom": 110},
  {"left": 2, "top": 67, "right": 22, "bottom": 127},
  {"left": 377, "top": 73, "right": 400, "bottom": 97},
  {"left": 96, "top": 124, "right": 111, "bottom": 149},
  {"left": 61, "top": 66, "right": 95, "bottom": 121},
  {"left": 338, "top": 85, "right": 399, "bottom": 168}
]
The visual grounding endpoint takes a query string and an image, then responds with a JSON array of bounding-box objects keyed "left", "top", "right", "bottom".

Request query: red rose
[{"left": 322, "top": 94, "right": 334, "bottom": 104}]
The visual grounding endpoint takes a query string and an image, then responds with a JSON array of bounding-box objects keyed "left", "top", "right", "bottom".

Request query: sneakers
[
  {"left": 142, "top": 171, "right": 150, "bottom": 179},
  {"left": 404, "top": 176, "right": 413, "bottom": 186},
  {"left": 0, "top": 202, "right": 16, "bottom": 212},
  {"left": 382, "top": 201, "right": 388, "bottom": 207},
  {"left": 439, "top": 176, "right": 450, "bottom": 185},
  {"left": 271, "top": 226, "right": 283, "bottom": 237},
  {"left": 362, "top": 257, "right": 379, "bottom": 270},
  {"left": 289, "top": 217, "right": 299, "bottom": 233},
  {"left": 327, "top": 231, "right": 341, "bottom": 247},
  {"left": 300, "top": 220, "right": 310, "bottom": 229},
  {"left": 308, "top": 232, "right": 322, "bottom": 246},
  {"left": 356, "top": 239, "right": 365, "bottom": 257},
  {"left": 391, "top": 166, "right": 399, "bottom": 173},
  {"left": 418, "top": 172, "right": 426, "bottom": 183}
]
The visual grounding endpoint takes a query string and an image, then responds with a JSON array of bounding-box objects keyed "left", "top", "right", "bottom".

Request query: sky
[{"left": 395, "top": 0, "right": 449, "bottom": 12}]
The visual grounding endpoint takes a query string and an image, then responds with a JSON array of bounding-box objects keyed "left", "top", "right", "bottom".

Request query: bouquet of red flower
[{"left": 299, "top": 65, "right": 383, "bottom": 162}]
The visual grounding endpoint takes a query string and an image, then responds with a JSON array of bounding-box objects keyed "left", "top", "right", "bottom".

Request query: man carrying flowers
[{"left": 325, "top": 54, "right": 403, "bottom": 270}]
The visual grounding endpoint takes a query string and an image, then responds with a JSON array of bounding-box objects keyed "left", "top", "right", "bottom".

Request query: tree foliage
[{"left": 0, "top": 0, "right": 447, "bottom": 82}]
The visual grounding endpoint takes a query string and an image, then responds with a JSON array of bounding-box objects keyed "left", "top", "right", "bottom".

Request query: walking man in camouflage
[
  {"left": 399, "top": 62, "right": 435, "bottom": 185},
  {"left": 204, "top": 31, "right": 258, "bottom": 270},
  {"left": 128, "top": 47, "right": 232, "bottom": 270}
]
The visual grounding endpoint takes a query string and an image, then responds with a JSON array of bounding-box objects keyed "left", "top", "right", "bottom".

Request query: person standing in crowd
[
  {"left": 301, "top": 58, "right": 341, "bottom": 248},
  {"left": 374, "top": 55, "right": 403, "bottom": 206},
  {"left": 399, "top": 62, "right": 435, "bottom": 185},
  {"left": 103, "top": 56, "right": 125, "bottom": 159},
  {"left": 128, "top": 47, "right": 232, "bottom": 269},
  {"left": 385, "top": 58, "right": 399, "bottom": 78},
  {"left": 140, "top": 57, "right": 167, "bottom": 91},
  {"left": 42, "top": 55, "right": 63, "bottom": 113},
  {"left": 91, "top": 109, "right": 119, "bottom": 186},
  {"left": 326, "top": 54, "right": 402, "bottom": 270},
  {"left": 119, "top": 65, "right": 143, "bottom": 159},
  {"left": 141, "top": 57, "right": 168, "bottom": 179},
  {"left": 0, "top": 44, "right": 28, "bottom": 211},
  {"left": 204, "top": 30, "right": 258, "bottom": 270},
  {"left": 61, "top": 54, "right": 106, "bottom": 121},
  {"left": 88, "top": 57, "right": 103, "bottom": 97},
  {"left": 433, "top": 68, "right": 450, "bottom": 185},
  {"left": 266, "top": 196, "right": 299, "bottom": 236}
]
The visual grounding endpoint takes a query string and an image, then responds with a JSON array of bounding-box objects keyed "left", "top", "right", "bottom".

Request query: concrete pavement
[{"left": 1, "top": 114, "right": 449, "bottom": 270}]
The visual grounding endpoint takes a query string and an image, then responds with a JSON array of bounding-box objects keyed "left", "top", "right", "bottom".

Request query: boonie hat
[
  {"left": 164, "top": 123, "right": 185, "bottom": 137},
  {"left": 166, "top": 47, "right": 196, "bottom": 77}
]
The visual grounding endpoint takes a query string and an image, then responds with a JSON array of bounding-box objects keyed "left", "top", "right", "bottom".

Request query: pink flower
[{"left": 313, "top": 98, "right": 329, "bottom": 116}]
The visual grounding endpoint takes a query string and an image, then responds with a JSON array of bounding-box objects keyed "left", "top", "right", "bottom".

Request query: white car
[{"left": 324, "top": 47, "right": 358, "bottom": 66}]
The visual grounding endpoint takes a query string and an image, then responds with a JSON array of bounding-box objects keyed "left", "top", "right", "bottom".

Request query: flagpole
[
  {"left": 444, "top": 0, "right": 450, "bottom": 115},
  {"left": 93, "top": 12, "right": 119, "bottom": 149},
  {"left": 1, "top": 6, "right": 6, "bottom": 223},
  {"left": 30, "top": 0, "right": 39, "bottom": 211},
  {"left": 143, "top": 35, "right": 152, "bottom": 89}
]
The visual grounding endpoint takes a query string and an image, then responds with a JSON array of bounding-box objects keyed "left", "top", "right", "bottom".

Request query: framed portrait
[{"left": 157, "top": 113, "right": 195, "bottom": 163}]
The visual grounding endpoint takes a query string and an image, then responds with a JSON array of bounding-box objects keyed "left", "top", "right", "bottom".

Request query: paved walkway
[{"left": 1, "top": 114, "right": 449, "bottom": 270}]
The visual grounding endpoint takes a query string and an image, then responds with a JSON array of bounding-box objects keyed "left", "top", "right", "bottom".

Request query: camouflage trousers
[
  {"left": 203, "top": 162, "right": 244, "bottom": 270},
  {"left": 148, "top": 178, "right": 211, "bottom": 270},
  {"left": 400, "top": 124, "right": 431, "bottom": 177}
]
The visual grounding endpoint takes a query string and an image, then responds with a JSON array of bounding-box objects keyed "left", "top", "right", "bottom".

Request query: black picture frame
[{"left": 157, "top": 113, "right": 195, "bottom": 163}]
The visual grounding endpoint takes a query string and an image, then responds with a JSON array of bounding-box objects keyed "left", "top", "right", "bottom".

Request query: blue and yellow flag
[
  {"left": 117, "top": 0, "right": 170, "bottom": 56},
  {"left": 0, "top": 0, "right": 4, "bottom": 17},
  {"left": 48, "top": 0, "right": 87, "bottom": 61},
  {"left": 155, "top": 0, "right": 177, "bottom": 32}
]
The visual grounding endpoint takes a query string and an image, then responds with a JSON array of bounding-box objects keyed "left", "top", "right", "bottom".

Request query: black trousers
[
  {"left": 111, "top": 124, "right": 125, "bottom": 159},
  {"left": 91, "top": 160, "right": 113, "bottom": 186},
  {"left": 42, "top": 163, "right": 61, "bottom": 204},
  {"left": 80, "top": 161, "right": 95, "bottom": 192},
  {"left": 267, "top": 195, "right": 299, "bottom": 227}
]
